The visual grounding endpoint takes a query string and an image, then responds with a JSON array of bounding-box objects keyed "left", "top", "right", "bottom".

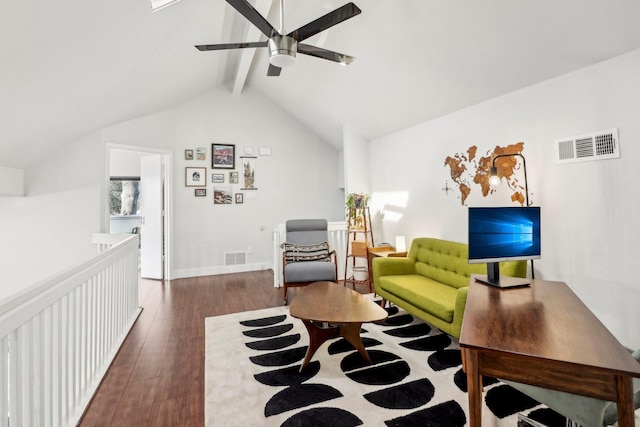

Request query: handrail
[
  {"left": 0, "top": 233, "right": 141, "bottom": 427},
  {"left": 0, "top": 234, "right": 135, "bottom": 336}
]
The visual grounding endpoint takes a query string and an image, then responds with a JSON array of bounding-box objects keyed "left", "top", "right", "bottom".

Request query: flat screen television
[{"left": 468, "top": 206, "right": 541, "bottom": 288}]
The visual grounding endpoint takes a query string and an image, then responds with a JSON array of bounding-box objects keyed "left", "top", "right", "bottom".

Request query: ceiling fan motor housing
[{"left": 268, "top": 35, "right": 297, "bottom": 67}]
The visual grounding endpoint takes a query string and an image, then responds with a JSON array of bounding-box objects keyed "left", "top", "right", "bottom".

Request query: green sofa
[{"left": 372, "top": 237, "right": 527, "bottom": 339}]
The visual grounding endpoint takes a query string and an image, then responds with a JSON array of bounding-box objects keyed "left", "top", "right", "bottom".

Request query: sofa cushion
[{"left": 377, "top": 274, "right": 457, "bottom": 323}]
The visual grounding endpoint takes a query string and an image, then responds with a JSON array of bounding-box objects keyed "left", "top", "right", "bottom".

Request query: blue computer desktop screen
[{"left": 468, "top": 207, "right": 541, "bottom": 262}]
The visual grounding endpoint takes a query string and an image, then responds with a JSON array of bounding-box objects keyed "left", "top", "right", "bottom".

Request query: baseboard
[{"left": 172, "top": 262, "right": 273, "bottom": 280}]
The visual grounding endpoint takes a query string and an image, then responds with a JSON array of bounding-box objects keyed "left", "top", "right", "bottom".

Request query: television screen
[{"left": 468, "top": 206, "right": 541, "bottom": 263}]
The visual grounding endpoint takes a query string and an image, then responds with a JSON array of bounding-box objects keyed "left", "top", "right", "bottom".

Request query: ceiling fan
[{"left": 195, "top": 0, "right": 361, "bottom": 76}]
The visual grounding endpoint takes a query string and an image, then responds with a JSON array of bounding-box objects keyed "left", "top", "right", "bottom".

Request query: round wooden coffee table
[{"left": 289, "top": 281, "right": 388, "bottom": 372}]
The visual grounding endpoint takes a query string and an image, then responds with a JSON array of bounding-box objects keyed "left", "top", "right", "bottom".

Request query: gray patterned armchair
[{"left": 281, "top": 219, "right": 337, "bottom": 305}]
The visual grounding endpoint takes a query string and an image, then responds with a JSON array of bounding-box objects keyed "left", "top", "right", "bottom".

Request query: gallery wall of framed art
[{"left": 183, "top": 144, "right": 256, "bottom": 205}]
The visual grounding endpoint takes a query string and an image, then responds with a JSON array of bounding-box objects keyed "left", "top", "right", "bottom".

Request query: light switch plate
[{"left": 259, "top": 147, "right": 271, "bottom": 156}]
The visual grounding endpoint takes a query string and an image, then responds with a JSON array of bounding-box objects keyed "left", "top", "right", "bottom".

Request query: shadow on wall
[{"left": 369, "top": 191, "right": 409, "bottom": 246}]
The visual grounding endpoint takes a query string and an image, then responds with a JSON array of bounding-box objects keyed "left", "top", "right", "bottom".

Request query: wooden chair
[{"left": 281, "top": 219, "right": 337, "bottom": 305}]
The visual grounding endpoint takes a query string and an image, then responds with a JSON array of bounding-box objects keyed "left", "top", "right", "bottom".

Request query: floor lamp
[{"left": 489, "top": 153, "right": 535, "bottom": 279}]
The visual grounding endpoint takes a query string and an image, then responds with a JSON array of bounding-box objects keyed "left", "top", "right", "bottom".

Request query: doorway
[{"left": 106, "top": 144, "right": 171, "bottom": 280}]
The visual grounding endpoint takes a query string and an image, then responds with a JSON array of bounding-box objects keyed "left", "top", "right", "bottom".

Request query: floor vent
[
  {"left": 555, "top": 128, "right": 620, "bottom": 164},
  {"left": 225, "top": 251, "right": 247, "bottom": 265}
]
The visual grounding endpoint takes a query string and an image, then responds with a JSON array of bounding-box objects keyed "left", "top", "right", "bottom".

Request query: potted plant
[
  {"left": 346, "top": 192, "right": 370, "bottom": 209},
  {"left": 346, "top": 193, "right": 370, "bottom": 222}
]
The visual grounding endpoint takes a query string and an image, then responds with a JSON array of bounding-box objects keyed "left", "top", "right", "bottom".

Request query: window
[{"left": 110, "top": 177, "right": 141, "bottom": 216}]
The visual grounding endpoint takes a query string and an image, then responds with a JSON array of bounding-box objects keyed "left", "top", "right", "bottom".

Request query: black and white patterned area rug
[{"left": 205, "top": 303, "right": 568, "bottom": 426}]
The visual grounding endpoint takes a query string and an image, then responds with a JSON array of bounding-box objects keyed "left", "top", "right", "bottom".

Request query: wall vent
[
  {"left": 555, "top": 128, "right": 620, "bottom": 164},
  {"left": 224, "top": 251, "right": 247, "bottom": 265}
]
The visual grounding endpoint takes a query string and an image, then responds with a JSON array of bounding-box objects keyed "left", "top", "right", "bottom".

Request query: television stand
[
  {"left": 477, "top": 261, "right": 531, "bottom": 288},
  {"left": 474, "top": 275, "right": 530, "bottom": 289}
]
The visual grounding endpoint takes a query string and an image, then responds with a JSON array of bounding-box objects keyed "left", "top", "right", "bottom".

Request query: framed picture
[
  {"left": 185, "top": 149, "right": 194, "bottom": 160},
  {"left": 212, "top": 143, "right": 235, "bottom": 169},
  {"left": 185, "top": 167, "right": 206, "bottom": 187},
  {"left": 195, "top": 188, "right": 206, "bottom": 197},
  {"left": 212, "top": 173, "right": 224, "bottom": 183},
  {"left": 229, "top": 171, "right": 239, "bottom": 184},
  {"left": 214, "top": 186, "right": 233, "bottom": 204},
  {"left": 196, "top": 148, "right": 206, "bottom": 160},
  {"left": 235, "top": 193, "right": 243, "bottom": 204},
  {"left": 241, "top": 156, "right": 257, "bottom": 190}
]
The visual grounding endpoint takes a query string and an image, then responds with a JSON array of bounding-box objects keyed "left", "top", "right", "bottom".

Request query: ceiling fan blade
[
  {"left": 195, "top": 41, "right": 267, "bottom": 51},
  {"left": 298, "top": 44, "right": 355, "bottom": 65},
  {"left": 287, "top": 2, "right": 361, "bottom": 42},
  {"left": 226, "top": 0, "right": 279, "bottom": 38},
  {"left": 267, "top": 64, "right": 282, "bottom": 76}
]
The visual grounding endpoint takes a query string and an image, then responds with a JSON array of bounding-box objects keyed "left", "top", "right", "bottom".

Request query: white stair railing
[
  {"left": 0, "top": 234, "right": 141, "bottom": 427},
  {"left": 273, "top": 221, "right": 348, "bottom": 287}
]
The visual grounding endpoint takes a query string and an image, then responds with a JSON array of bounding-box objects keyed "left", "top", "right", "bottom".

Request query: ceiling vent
[{"left": 555, "top": 128, "right": 620, "bottom": 164}]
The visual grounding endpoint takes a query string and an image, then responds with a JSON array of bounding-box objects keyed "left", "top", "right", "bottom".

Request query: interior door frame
[{"left": 104, "top": 143, "right": 172, "bottom": 280}]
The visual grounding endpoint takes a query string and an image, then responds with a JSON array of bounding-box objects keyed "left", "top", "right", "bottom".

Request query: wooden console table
[{"left": 460, "top": 275, "right": 640, "bottom": 426}]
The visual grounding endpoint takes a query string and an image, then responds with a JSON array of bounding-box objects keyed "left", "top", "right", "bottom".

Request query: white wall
[
  {"left": 0, "top": 189, "right": 100, "bottom": 300},
  {"left": 0, "top": 167, "right": 24, "bottom": 196},
  {"left": 2, "top": 86, "right": 343, "bottom": 293},
  {"left": 110, "top": 149, "right": 143, "bottom": 177},
  {"left": 25, "top": 132, "right": 104, "bottom": 197},
  {"left": 170, "top": 88, "right": 344, "bottom": 277},
  {"left": 0, "top": 132, "right": 105, "bottom": 298},
  {"left": 368, "top": 48, "right": 640, "bottom": 349},
  {"left": 343, "top": 124, "right": 370, "bottom": 195},
  {"left": 104, "top": 87, "right": 344, "bottom": 278}
]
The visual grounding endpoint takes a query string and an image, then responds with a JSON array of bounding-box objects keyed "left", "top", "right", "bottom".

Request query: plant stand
[{"left": 344, "top": 206, "right": 374, "bottom": 292}]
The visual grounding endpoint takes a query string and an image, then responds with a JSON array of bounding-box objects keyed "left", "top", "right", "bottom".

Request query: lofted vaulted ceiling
[{"left": 2, "top": 0, "right": 640, "bottom": 169}]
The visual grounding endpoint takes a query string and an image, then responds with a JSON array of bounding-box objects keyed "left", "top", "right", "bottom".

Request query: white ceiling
[{"left": 2, "top": 0, "right": 640, "bottom": 169}]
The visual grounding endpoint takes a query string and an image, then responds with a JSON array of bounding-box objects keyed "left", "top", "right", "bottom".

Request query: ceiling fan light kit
[
  {"left": 268, "top": 36, "right": 297, "bottom": 68},
  {"left": 195, "top": 0, "right": 361, "bottom": 76}
]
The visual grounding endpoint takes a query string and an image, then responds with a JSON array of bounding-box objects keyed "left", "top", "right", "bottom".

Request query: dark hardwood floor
[{"left": 79, "top": 271, "right": 369, "bottom": 426}]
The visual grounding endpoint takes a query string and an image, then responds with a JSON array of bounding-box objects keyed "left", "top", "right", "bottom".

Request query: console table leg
[
  {"left": 464, "top": 348, "right": 482, "bottom": 427},
  {"left": 616, "top": 375, "right": 635, "bottom": 427}
]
